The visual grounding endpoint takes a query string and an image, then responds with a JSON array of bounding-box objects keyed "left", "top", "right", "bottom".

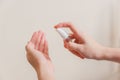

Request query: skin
[
  {"left": 54, "top": 22, "right": 120, "bottom": 63},
  {"left": 25, "top": 22, "right": 120, "bottom": 80},
  {"left": 25, "top": 31, "right": 55, "bottom": 80}
]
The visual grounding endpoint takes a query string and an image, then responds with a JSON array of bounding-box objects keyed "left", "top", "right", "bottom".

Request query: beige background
[{"left": 0, "top": 0, "right": 120, "bottom": 80}]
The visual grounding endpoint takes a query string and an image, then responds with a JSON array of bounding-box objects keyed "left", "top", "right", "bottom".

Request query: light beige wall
[
  {"left": 0, "top": 0, "right": 119, "bottom": 80},
  {"left": 109, "top": 0, "right": 120, "bottom": 80}
]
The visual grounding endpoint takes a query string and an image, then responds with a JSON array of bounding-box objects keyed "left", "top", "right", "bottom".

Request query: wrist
[
  {"left": 101, "top": 47, "right": 120, "bottom": 62},
  {"left": 94, "top": 46, "right": 107, "bottom": 60},
  {"left": 97, "top": 46, "right": 113, "bottom": 60},
  {"left": 36, "top": 68, "right": 55, "bottom": 80}
]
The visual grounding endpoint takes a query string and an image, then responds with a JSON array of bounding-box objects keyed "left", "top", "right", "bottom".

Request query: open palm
[{"left": 25, "top": 31, "right": 54, "bottom": 80}]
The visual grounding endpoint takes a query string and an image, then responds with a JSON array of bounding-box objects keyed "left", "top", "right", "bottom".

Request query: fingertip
[
  {"left": 30, "top": 31, "right": 37, "bottom": 42},
  {"left": 69, "top": 34, "right": 75, "bottom": 39},
  {"left": 31, "top": 32, "right": 36, "bottom": 40},
  {"left": 54, "top": 25, "right": 58, "bottom": 28},
  {"left": 63, "top": 40, "right": 68, "bottom": 45},
  {"left": 41, "top": 30, "right": 44, "bottom": 34},
  {"left": 54, "top": 23, "right": 61, "bottom": 28},
  {"left": 54, "top": 24, "right": 61, "bottom": 28},
  {"left": 38, "top": 30, "right": 41, "bottom": 33}
]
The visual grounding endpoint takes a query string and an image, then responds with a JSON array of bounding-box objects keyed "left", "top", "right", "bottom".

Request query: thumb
[
  {"left": 67, "top": 42, "right": 83, "bottom": 53},
  {"left": 25, "top": 42, "right": 35, "bottom": 53}
]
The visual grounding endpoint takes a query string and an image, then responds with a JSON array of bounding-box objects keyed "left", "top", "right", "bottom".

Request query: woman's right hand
[{"left": 54, "top": 22, "right": 105, "bottom": 60}]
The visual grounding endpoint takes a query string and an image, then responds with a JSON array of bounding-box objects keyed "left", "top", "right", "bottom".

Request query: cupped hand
[{"left": 25, "top": 30, "right": 54, "bottom": 80}]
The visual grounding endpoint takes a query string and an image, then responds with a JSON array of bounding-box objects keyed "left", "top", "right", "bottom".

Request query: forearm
[{"left": 101, "top": 47, "right": 120, "bottom": 63}]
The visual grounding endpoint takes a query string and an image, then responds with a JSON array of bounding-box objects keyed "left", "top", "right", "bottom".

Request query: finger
[
  {"left": 43, "top": 36, "right": 51, "bottom": 60},
  {"left": 25, "top": 42, "right": 31, "bottom": 52},
  {"left": 30, "top": 32, "right": 38, "bottom": 46},
  {"left": 43, "top": 37, "right": 49, "bottom": 55},
  {"left": 35, "top": 31, "right": 43, "bottom": 49},
  {"left": 64, "top": 40, "right": 69, "bottom": 48},
  {"left": 44, "top": 54, "right": 51, "bottom": 61},
  {"left": 54, "top": 22, "right": 79, "bottom": 36},
  {"left": 68, "top": 34, "right": 80, "bottom": 44},
  {"left": 74, "top": 39, "right": 79, "bottom": 43},
  {"left": 38, "top": 33, "right": 45, "bottom": 52},
  {"left": 68, "top": 41, "right": 82, "bottom": 51},
  {"left": 54, "top": 22, "right": 85, "bottom": 43},
  {"left": 64, "top": 41, "right": 85, "bottom": 59},
  {"left": 69, "top": 49, "right": 85, "bottom": 59},
  {"left": 25, "top": 41, "right": 35, "bottom": 54}
]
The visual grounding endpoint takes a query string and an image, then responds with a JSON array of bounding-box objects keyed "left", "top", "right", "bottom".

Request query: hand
[
  {"left": 54, "top": 22, "right": 105, "bottom": 60},
  {"left": 25, "top": 30, "right": 54, "bottom": 80}
]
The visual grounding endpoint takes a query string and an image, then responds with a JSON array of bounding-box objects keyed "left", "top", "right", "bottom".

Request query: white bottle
[{"left": 56, "top": 28, "right": 71, "bottom": 41}]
